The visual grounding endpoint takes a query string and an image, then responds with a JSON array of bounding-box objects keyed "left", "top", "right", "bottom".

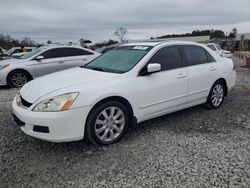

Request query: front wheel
[
  {"left": 206, "top": 81, "right": 225, "bottom": 109},
  {"left": 85, "top": 101, "right": 129, "bottom": 145},
  {"left": 7, "top": 70, "right": 31, "bottom": 88}
]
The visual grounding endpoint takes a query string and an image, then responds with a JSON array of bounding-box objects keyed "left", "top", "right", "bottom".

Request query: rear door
[
  {"left": 182, "top": 45, "right": 219, "bottom": 104},
  {"left": 137, "top": 45, "right": 188, "bottom": 120},
  {"left": 64, "top": 47, "right": 96, "bottom": 68},
  {"left": 32, "top": 48, "right": 66, "bottom": 77}
]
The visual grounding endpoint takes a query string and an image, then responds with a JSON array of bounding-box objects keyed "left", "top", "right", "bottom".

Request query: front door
[
  {"left": 32, "top": 48, "right": 66, "bottom": 77},
  {"left": 136, "top": 45, "right": 188, "bottom": 121}
]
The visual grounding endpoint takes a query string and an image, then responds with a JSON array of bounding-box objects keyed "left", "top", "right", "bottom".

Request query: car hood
[
  {"left": 0, "top": 58, "right": 26, "bottom": 65},
  {"left": 20, "top": 67, "right": 119, "bottom": 103}
]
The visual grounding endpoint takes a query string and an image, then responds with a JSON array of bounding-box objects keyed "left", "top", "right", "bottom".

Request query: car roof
[{"left": 122, "top": 41, "right": 206, "bottom": 47}]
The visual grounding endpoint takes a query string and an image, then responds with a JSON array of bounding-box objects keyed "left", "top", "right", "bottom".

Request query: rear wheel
[
  {"left": 206, "top": 81, "right": 225, "bottom": 109},
  {"left": 85, "top": 101, "right": 129, "bottom": 145},
  {"left": 7, "top": 70, "right": 31, "bottom": 88}
]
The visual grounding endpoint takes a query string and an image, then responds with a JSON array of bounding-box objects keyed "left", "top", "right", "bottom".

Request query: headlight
[
  {"left": 0, "top": 64, "right": 9, "bottom": 70},
  {"left": 33, "top": 92, "right": 79, "bottom": 112}
]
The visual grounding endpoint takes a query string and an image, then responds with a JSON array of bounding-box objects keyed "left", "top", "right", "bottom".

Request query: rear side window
[
  {"left": 148, "top": 46, "right": 182, "bottom": 71},
  {"left": 65, "top": 48, "right": 93, "bottom": 57},
  {"left": 41, "top": 48, "right": 65, "bottom": 59},
  {"left": 182, "top": 45, "right": 210, "bottom": 66}
]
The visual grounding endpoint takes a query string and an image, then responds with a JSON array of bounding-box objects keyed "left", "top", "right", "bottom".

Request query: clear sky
[{"left": 0, "top": 0, "right": 249, "bottom": 43}]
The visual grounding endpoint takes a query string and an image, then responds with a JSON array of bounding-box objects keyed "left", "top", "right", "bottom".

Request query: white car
[
  {"left": 0, "top": 45, "right": 100, "bottom": 87},
  {"left": 12, "top": 41, "right": 236, "bottom": 145},
  {"left": 206, "top": 43, "right": 232, "bottom": 58}
]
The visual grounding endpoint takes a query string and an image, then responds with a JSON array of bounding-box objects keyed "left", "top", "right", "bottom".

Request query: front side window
[
  {"left": 65, "top": 48, "right": 93, "bottom": 57},
  {"left": 182, "top": 45, "right": 209, "bottom": 66},
  {"left": 40, "top": 48, "right": 65, "bottom": 59},
  {"left": 148, "top": 46, "right": 182, "bottom": 71},
  {"left": 85, "top": 46, "right": 152, "bottom": 73}
]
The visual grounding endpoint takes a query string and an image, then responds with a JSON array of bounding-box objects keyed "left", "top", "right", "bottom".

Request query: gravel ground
[{"left": 0, "top": 59, "right": 249, "bottom": 188}]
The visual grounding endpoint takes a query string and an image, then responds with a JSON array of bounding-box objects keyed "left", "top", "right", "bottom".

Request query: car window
[
  {"left": 148, "top": 46, "right": 182, "bottom": 71},
  {"left": 207, "top": 45, "right": 216, "bottom": 51},
  {"left": 40, "top": 48, "right": 65, "bottom": 59},
  {"left": 206, "top": 51, "right": 216, "bottom": 62},
  {"left": 65, "top": 48, "right": 93, "bottom": 57},
  {"left": 182, "top": 45, "right": 209, "bottom": 66}
]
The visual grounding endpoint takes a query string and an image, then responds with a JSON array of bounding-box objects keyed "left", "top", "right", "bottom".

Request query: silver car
[{"left": 0, "top": 45, "right": 100, "bottom": 87}]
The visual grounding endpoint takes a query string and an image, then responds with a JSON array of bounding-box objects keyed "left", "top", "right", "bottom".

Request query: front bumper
[
  {"left": 0, "top": 71, "right": 7, "bottom": 85},
  {"left": 12, "top": 97, "right": 91, "bottom": 142}
]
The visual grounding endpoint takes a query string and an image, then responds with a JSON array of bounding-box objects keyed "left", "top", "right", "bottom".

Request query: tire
[
  {"left": 7, "top": 70, "right": 31, "bottom": 88},
  {"left": 85, "top": 101, "right": 129, "bottom": 145},
  {"left": 206, "top": 81, "right": 225, "bottom": 109}
]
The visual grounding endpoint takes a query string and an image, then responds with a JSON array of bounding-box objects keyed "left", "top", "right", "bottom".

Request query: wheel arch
[
  {"left": 214, "top": 78, "right": 228, "bottom": 96},
  {"left": 86, "top": 96, "right": 137, "bottom": 128},
  {"left": 6, "top": 69, "right": 33, "bottom": 84}
]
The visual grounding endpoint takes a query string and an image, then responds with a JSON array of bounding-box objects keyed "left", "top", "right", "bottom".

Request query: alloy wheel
[
  {"left": 211, "top": 83, "right": 224, "bottom": 107},
  {"left": 94, "top": 107, "right": 125, "bottom": 142},
  {"left": 11, "top": 72, "right": 28, "bottom": 87}
]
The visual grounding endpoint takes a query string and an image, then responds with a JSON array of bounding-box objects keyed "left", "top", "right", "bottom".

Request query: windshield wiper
[{"left": 92, "top": 67, "right": 106, "bottom": 72}]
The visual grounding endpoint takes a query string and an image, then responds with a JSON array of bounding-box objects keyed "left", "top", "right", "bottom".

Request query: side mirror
[
  {"left": 139, "top": 63, "right": 161, "bottom": 76},
  {"left": 147, "top": 63, "right": 161, "bottom": 74},
  {"left": 35, "top": 55, "right": 44, "bottom": 61}
]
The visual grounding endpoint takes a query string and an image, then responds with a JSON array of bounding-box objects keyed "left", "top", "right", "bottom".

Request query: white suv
[
  {"left": 0, "top": 45, "right": 100, "bottom": 87},
  {"left": 12, "top": 41, "right": 236, "bottom": 145}
]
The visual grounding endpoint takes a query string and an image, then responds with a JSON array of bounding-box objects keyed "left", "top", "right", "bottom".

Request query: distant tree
[
  {"left": 79, "top": 38, "right": 92, "bottom": 47},
  {"left": 228, "top": 28, "right": 238, "bottom": 38},
  {"left": 94, "top": 39, "right": 118, "bottom": 48},
  {"left": 47, "top": 40, "right": 52, "bottom": 44},
  {"left": 114, "top": 27, "right": 127, "bottom": 42}
]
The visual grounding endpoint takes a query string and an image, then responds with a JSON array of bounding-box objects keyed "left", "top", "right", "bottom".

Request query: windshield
[
  {"left": 20, "top": 48, "right": 42, "bottom": 59},
  {"left": 85, "top": 45, "right": 152, "bottom": 73}
]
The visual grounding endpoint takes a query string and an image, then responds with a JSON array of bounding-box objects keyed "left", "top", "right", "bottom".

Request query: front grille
[{"left": 20, "top": 96, "right": 32, "bottom": 108}]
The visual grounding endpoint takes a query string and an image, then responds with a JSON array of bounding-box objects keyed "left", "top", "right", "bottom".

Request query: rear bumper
[{"left": 12, "top": 97, "right": 92, "bottom": 142}]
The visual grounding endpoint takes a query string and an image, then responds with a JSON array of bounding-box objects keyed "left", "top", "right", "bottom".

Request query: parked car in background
[
  {"left": 96, "top": 46, "right": 116, "bottom": 54},
  {"left": 206, "top": 43, "right": 232, "bottom": 58},
  {"left": 12, "top": 41, "right": 236, "bottom": 145},
  {"left": 12, "top": 47, "right": 37, "bottom": 58},
  {"left": 0, "top": 45, "right": 100, "bottom": 87},
  {"left": 6, "top": 47, "right": 36, "bottom": 57},
  {"left": 0, "top": 47, "right": 9, "bottom": 60}
]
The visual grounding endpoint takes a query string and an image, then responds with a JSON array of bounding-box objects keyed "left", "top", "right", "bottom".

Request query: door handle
[
  {"left": 176, "top": 73, "right": 186, "bottom": 79},
  {"left": 210, "top": 66, "right": 217, "bottom": 71},
  {"left": 57, "top": 61, "right": 64, "bottom": 64}
]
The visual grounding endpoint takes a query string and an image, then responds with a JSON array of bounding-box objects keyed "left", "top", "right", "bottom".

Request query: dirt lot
[{"left": 0, "top": 59, "right": 249, "bottom": 188}]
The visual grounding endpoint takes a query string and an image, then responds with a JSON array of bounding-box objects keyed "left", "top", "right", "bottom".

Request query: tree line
[
  {"left": 0, "top": 34, "right": 37, "bottom": 49},
  {"left": 153, "top": 28, "right": 238, "bottom": 39}
]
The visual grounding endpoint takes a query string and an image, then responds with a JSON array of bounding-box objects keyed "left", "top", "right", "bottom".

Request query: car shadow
[{"left": 0, "top": 85, "right": 10, "bottom": 90}]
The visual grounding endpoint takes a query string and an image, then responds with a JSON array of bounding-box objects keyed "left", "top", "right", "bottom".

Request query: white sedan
[
  {"left": 206, "top": 43, "right": 232, "bottom": 58},
  {"left": 12, "top": 41, "right": 236, "bottom": 145}
]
